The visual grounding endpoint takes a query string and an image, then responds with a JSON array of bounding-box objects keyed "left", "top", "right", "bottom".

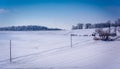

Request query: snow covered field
[{"left": 0, "top": 29, "right": 120, "bottom": 69}]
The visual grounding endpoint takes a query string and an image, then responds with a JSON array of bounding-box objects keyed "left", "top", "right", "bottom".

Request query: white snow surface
[{"left": 0, "top": 29, "right": 120, "bottom": 69}]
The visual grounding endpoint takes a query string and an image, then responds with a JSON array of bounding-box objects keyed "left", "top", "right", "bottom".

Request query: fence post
[
  {"left": 70, "top": 34, "right": 72, "bottom": 48},
  {"left": 10, "top": 40, "right": 12, "bottom": 63}
]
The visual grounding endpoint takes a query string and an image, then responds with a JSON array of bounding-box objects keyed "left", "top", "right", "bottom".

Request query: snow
[{"left": 0, "top": 29, "right": 120, "bottom": 69}]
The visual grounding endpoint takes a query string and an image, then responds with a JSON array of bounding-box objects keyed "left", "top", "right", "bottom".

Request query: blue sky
[{"left": 0, "top": 0, "right": 120, "bottom": 29}]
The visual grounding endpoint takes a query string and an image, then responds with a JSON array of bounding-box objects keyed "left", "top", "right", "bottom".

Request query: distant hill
[{"left": 0, "top": 25, "right": 62, "bottom": 31}]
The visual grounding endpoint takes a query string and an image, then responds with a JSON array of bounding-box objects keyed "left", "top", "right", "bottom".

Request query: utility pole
[
  {"left": 107, "top": 20, "right": 111, "bottom": 34},
  {"left": 10, "top": 40, "right": 12, "bottom": 63},
  {"left": 109, "top": 23, "right": 111, "bottom": 34}
]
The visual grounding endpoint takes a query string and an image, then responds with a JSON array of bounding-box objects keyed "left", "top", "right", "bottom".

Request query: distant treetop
[{"left": 0, "top": 25, "right": 62, "bottom": 31}]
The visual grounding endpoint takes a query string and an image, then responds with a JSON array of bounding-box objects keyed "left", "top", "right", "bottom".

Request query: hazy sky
[{"left": 0, "top": 0, "right": 120, "bottom": 29}]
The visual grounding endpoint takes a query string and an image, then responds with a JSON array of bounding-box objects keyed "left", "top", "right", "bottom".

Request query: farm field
[{"left": 0, "top": 29, "right": 120, "bottom": 69}]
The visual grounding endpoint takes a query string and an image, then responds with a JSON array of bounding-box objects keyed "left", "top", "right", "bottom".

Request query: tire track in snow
[
  {"left": 0, "top": 38, "right": 95, "bottom": 67},
  {"left": 1, "top": 39, "right": 92, "bottom": 63},
  {"left": 11, "top": 40, "right": 98, "bottom": 68},
  {"left": 10, "top": 39, "right": 95, "bottom": 64}
]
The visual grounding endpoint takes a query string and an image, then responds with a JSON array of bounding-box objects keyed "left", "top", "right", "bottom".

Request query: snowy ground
[{"left": 0, "top": 29, "right": 120, "bottom": 69}]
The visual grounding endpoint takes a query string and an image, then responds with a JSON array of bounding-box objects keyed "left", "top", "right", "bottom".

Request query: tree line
[
  {"left": 72, "top": 18, "right": 120, "bottom": 30},
  {"left": 0, "top": 25, "right": 61, "bottom": 31}
]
